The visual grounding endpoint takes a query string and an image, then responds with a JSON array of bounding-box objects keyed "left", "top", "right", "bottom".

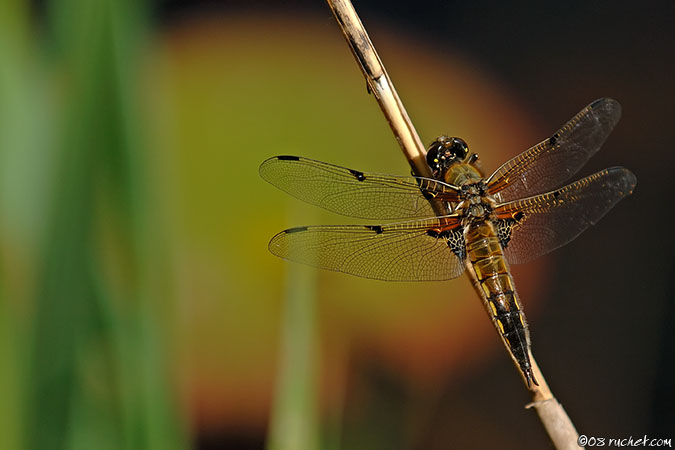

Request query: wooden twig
[
  {"left": 325, "top": 1, "right": 583, "bottom": 449},
  {"left": 324, "top": 0, "right": 431, "bottom": 179},
  {"left": 526, "top": 354, "right": 583, "bottom": 450}
]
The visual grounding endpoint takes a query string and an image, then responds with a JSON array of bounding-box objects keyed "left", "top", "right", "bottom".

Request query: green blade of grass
[
  {"left": 267, "top": 250, "right": 320, "bottom": 450},
  {"left": 24, "top": 0, "right": 189, "bottom": 449},
  {"left": 0, "top": 1, "right": 37, "bottom": 449}
]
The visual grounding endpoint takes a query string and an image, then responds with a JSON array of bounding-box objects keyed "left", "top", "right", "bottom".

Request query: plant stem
[
  {"left": 527, "top": 354, "right": 583, "bottom": 450},
  {"left": 325, "top": 1, "right": 583, "bottom": 448},
  {"left": 324, "top": 0, "right": 431, "bottom": 179}
]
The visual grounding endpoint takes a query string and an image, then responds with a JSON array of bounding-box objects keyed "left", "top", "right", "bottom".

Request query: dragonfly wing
[
  {"left": 269, "top": 216, "right": 465, "bottom": 281},
  {"left": 487, "top": 98, "right": 622, "bottom": 203},
  {"left": 493, "top": 167, "right": 636, "bottom": 264},
  {"left": 259, "top": 155, "right": 459, "bottom": 220}
]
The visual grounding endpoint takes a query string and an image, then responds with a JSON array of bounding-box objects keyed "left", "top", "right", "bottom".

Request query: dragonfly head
[{"left": 426, "top": 136, "right": 469, "bottom": 178}]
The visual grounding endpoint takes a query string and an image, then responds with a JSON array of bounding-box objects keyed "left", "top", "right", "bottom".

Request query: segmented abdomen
[{"left": 465, "top": 221, "right": 536, "bottom": 386}]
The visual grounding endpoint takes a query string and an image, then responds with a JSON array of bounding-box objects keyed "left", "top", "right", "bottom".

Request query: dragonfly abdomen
[{"left": 465, "top": 222, "right": 537, "bottom": 387}]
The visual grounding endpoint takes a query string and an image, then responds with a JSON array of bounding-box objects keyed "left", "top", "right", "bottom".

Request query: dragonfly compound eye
[
  {"left": 426, "top": 140, "right": 445, "bottom": 170},
  {"left": 449, "top": 137, "right": 469, "bottom": 160}
]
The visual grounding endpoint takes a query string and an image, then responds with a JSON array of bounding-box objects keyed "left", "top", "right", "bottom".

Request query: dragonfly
[{"left": 259, "top": 98, "right": 636, "bottom": 387}]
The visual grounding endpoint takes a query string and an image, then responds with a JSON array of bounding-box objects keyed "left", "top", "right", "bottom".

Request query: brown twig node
[{"left": 325, "top": 1, "right": 583, "bottom": 449}]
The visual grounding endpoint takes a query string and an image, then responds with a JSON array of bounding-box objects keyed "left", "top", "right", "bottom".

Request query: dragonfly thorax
[
  {"left": 459, "top": 181, "right": 487, "bottom": 198},
  {"left": 458, "top": 180, "right": 494, "bottom": 220}
]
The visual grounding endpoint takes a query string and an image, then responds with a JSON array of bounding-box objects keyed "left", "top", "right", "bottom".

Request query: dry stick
[
  {"left": 527, "top": 354, "right": 583, "bottom": 450},
  {"left": 325, "top": 1, "right": 583, "bottom": 449},
  {"left": 325, "top": 0, "right": 431, "bottom": 179}
]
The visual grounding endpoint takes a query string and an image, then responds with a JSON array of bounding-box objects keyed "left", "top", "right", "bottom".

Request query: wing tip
[
  {"left": 258, "top": 156, "right": 274, "bottom": 180},
  {"left": 590, "top": 97, "right": 622, "bottom": 121},
  {"left": 606, "top": 166, "right": 637, "bottom": 195},
  {"left": 623, "top": 169, "right": 637, "bottom": 193},
  {"left": 259, "top": 155, "right": 302, "bottom": 179},
  {"left": 268, "top": 229, "right": 293, "bottom": 257}
]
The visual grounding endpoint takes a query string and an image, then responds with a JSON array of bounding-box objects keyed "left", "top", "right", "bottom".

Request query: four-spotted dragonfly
[{"left": 259, "top": 98, "right": 636, "bottom": 386}]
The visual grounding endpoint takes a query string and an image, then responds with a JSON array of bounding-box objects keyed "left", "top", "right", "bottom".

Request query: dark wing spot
[
  {"left": 426, "top": 229, "right": 440, "bottom": 238},
  {"left": 445, "top": 228, "right": 466, "bottom": 260},
  {"left": 514, "top": 211, "right": 524, "bottom": 221},
  {"left": 349, "top": 169, "right": 366, "bottom": 181},
  {"left": 286, "top": 226, "right": 308, "bottom": 233},
  {"left": 437, "top": 230, "right": 450, "bottom": 239},
  {"left": 497, "top": 219, "right": 515, "bottom": 248},
  {"left": 549, "top": 133, "right": 560, "bottom": 146},
  {"left": 277, "top": 155, "right": 300, "bottom": 161},
  {"left": 365, "top": 225, "right": 383, "bottom": 234}
]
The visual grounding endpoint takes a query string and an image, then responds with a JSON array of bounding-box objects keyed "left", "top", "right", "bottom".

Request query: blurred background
[{"left": 0, "top": 0, "right": 673, "bottom": 449}]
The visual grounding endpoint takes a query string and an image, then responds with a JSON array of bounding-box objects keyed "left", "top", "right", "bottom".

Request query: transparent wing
[
  {"left": 268, "top": 216, "right": 465, "bottom": 281},
  {"left": 494, "top": 167, "right": 636, "bottom": 264},
  {"left": 259, "top": 155, "right": 459, "bottom": 220},
  {"left": 487, "top": 98, "right": 622, "bottom": 203}
]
